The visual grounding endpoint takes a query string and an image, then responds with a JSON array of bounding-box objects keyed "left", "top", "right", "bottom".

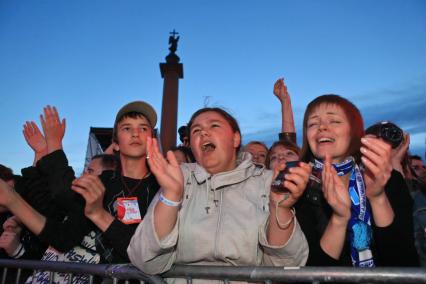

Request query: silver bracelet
[{"left": 159, "top": 192, "right": 182, "bottom": 207}]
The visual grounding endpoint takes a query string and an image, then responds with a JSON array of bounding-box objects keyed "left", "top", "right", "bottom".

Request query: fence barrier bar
[{"left": 0, "top": 259, "right": 425, "bottom": 283}]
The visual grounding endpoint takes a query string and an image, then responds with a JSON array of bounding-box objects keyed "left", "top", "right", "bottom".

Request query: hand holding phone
[{"left": 271, "top": 161, "right": 300, "bottom": 193}]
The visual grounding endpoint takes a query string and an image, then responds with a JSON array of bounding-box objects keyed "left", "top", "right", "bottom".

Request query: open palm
[
  {"left": 146, "top": 137, "right": 184, "bottom": 197},
  {"left": 23, "top": 121, "right": 47, "bottom": 154}
]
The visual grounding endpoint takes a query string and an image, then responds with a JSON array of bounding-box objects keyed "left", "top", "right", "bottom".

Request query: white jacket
[{"left": 128, "top": 153, "right": 308, "bottom": 281}]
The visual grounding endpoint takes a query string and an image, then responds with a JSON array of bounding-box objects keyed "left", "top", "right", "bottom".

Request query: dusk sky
[{"left": 1, "top": 0, "right": 425, "bottom": 175}]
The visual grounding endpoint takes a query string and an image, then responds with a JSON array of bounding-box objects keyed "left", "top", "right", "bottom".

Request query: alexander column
[{"left": 159, "top": 30, "right": 184, "bottom": 153}]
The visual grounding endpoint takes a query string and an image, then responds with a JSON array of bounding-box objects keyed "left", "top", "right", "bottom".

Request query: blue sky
[{"left": 1, "top": 0, "right": 425, "bottom": 175}]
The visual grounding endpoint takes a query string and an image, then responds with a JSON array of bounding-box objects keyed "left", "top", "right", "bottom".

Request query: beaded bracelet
[
  {"left": 159, "top": 192, "right": 182, "bottom": 207},
  {"left": 275, "top": 200, "right": 296, "bottom": 230}
]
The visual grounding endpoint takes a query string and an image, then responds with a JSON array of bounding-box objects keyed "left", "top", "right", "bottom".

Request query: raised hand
[
  {"left": 270, "top": 161, "right": 311, "bottom": 208},
  {"left": 104, "top": 143, "right": 116, "bottom": 154},
  {"left": 23, "top": 121, "right": 47, "bottom": 156},
  {"left": 391, "top": 133, "right": 410, "bottom": 176},
  {"left": 71, "top": 174, "right": 106, "bottom": 220},
  {"left": 322, "top": 154, "right": 351, "bottom": 222},
  {"left": 146, "top": 137, "right": 184, "bottom": 201},
  {"left": 360, "top": 137, "right": 392, "bottom": 200},
  {"left": 273, "top": 78, "right": 290, "bottom": 103},
  {"left": 40, "top": 105, "right": 66, "bottom": 153}
]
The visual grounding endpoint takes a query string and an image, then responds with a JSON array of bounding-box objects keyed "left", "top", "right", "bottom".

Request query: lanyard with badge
[{"left": 116, "top": 175, "right": 144, "bottom": 224}]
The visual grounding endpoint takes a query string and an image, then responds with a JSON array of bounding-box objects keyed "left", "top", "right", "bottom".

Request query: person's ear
[
  {"left": 112, "top": 142, "right": 120, "bottom": 152},
  {"left": 233, "top": 132, "right": 241, "bottom": 149}
]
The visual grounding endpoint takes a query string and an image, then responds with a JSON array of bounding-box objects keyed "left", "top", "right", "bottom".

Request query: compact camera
[{"left": 365, "top": 121, "right": 404, "bottom": 149}]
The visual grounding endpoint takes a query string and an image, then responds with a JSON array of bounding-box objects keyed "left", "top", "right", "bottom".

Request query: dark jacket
[
  {"left": 295, "top": 169, "right": 419, "bottom": 266},
  {"left": 31, "top": 150, "right": 159, "bottom": 263}
]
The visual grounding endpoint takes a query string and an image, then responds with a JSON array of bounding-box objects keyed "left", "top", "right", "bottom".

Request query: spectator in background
[
  {"left": 170, "top": 146, "right": 195, "bottom": 164},
  {"left": 244, "top": 141, "right": 268, "bottom": 166},
  {"left": 178, "top": 125, "right": 189, "bottom": 147},
  {"left": 274, "top": 77, "right": 297, "bottom": 144},
  {"left": 85, "top": 154, "right": 119, "bottom": 176},
  {"left": 411, "top": 155, "right": 426, "bottom": 184},
  {"left": 266, "top": 141, "right": 300, "bottom": 170},
  {"left": 0, "top": 165, "right": 46, "bottom": 283},
  {"left": 268, "top": 78, "right": 301, "bottom": 169},
  {"left": 409, "top": 155, "right": 426, "bottom": 266},
  {"left": 245, "top": 77, "right": 297, "bottom": 166}
]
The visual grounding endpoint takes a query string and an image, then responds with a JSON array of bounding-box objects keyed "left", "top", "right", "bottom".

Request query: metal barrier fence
[{"left": 0, "top": 259, "right": 425, "bottom": 283}]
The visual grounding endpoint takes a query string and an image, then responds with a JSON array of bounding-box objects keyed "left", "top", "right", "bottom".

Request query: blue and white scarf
[{"left": 313, "top": 157, "right": 375, "bottom": 267}]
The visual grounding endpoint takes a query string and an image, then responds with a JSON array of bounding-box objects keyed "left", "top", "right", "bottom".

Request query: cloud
[{"left": 357, "top": 79, "right": 426, "bottom": 134}]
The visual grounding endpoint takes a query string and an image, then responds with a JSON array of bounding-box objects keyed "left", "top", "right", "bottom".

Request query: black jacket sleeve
[
  {"left": 372, "top": 170, "right": 419, "bottom": 266},
  {"left": 19, "top": 228, "right": 47, "bottom": 260},
  {"left": 15, "top": 167, "right": 56, "bottom": 217},
  {"left": 36, "top": 149, "right": 77, "bottom": 212},
  {"left": 296, "top": 185, "right": 347, "bottom": 266},
  {"left": 37, "top": 196, "right": 94, "bottom": 253}
]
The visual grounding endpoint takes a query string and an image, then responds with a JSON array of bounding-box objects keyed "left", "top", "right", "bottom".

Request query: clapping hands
[
  {"left": 40, "top": 105, "right": 66, "bottom": 153},
  {"left": 360, "top": 137, "right": 392, "bottom": 201},
  {"left": 146, "top": 137, "right": 184, "bottom": 201},
  {"left": 23, "top": 121, "right": 47, "bottom": 156}
]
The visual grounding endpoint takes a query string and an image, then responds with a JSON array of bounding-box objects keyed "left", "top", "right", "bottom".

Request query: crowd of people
[{"left": 0, "top": 78, "right": 425, "bottom": 283}]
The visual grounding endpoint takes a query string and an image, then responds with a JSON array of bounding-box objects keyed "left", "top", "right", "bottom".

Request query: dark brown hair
[
  {"left": 301, "top": 94, "right": 364, "bottom": 163},
  {"left": 112, "top": 112, "right": 154, "bottom": 143},
  {"left": 187, "top": 107, "right": 241, "bottom": 152},
  {"left": 0, "top": 164, "right": 14, "bottom": 182},
  {"left": 266, "top": 141, "right": 301, "bottom": 169},
  {"left": 170, "top": 146, "right": 196, "bottom": 163},
  {"left": 91, "top": 154, "right": 120, "bottom": 171}
]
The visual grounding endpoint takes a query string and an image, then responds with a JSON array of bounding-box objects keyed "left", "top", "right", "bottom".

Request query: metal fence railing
[{"left": 0, "top": 259, "right": 425, "bottom": 284}]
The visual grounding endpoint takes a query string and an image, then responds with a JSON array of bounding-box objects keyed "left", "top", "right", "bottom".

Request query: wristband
[
  {"left": 159, "top": 192, "right": 182, "bottom": 207},
  {"left": 278, "top": 132, "right": 297, "bottom": 144}
]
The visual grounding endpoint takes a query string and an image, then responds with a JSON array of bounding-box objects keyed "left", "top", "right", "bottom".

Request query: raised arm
[
  {"left": 1, "top": 178, "right": 91, "bottom": 253},
  {"left": 0, "top": 178, "right": 46, "bottom": 236},
  {"left": 361, "top": 137, "right": 394, "bottom": 227},
  {"left": 23, "top": 121, "right": 47, "bottom": 166},
  {"left": 273, "top": 78, "right": 296, "bottom": 143},
  {"left": 40, "top": 105, "right": 66, "bottom": 154},
  {"left": 146, "top": 137, "right": 184, "bottom": 240}
]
